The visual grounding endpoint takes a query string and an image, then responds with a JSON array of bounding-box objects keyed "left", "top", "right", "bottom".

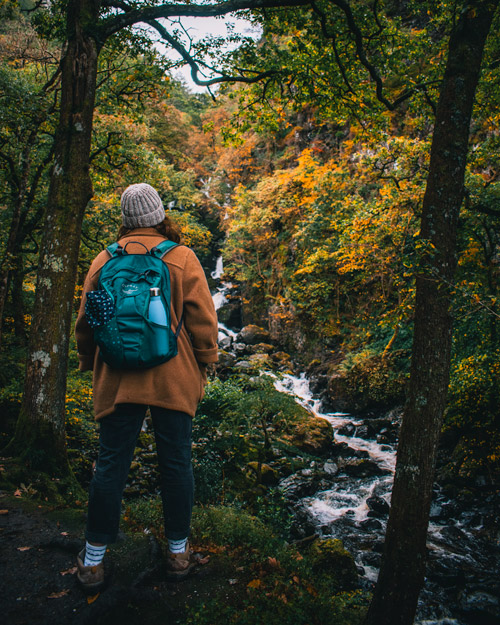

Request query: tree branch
[
  {"left": 147, "top": 19, "right": 278, "bottom": 87},
  {"left": 310, "top": 1, "right": 355, "bottom": 95},
  {"left": 100, "top": 0, "right": 312, "bottom": 40}
]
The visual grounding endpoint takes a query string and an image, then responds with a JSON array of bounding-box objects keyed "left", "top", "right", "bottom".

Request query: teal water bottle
[{"left": 149, "top": 287, "right": 168, "bottom": 355}]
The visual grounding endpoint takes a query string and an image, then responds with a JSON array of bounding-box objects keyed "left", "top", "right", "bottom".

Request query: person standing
[{"left": 74, "top": 183, "right": 218, "bottom": 588}]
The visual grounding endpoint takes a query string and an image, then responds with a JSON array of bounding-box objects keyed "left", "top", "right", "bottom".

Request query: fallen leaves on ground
[
  {"left": 194, "top": 554, "right": 210, "bottom": 565},
  {"left": 60, "top": 566, "right": 77, "bottom": 576},
  {"left": 17, "top": 546, "right": 31, "bottom": 552},
  {"left": 47, "top": 589, "right": 70, "bottom": 599},
  {"left": 0, "top": 509, "right": 8, "bottom": 515},
  {"left": 87, "top": 593, "right": 100, "bottom": 604}
]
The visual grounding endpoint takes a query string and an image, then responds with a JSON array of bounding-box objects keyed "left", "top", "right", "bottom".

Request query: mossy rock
[
  {"left": 309, "top": 538, "right": 359, "bottom": 590},
  {"left": 271, "top": 351, "right": 292, "bottom": 367},
  {"left": 237, "top": 325, "right": 272, "bottom": 345},
  {"left": 249, "top": 343, "right": 275, "bottom": 354},
  {"left": 248, "top": 353, "right": 273, "bottom": 367},
  {"left": 286, "top": 415, "right": 333, "bottom": 455},
  {"left": 246, "top": 461, "right": 279, "bottom": 485}
]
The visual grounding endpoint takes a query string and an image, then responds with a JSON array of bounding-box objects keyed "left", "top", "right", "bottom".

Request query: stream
[{"left": 211, "top": 257, "right": 499, "bottom": 625}]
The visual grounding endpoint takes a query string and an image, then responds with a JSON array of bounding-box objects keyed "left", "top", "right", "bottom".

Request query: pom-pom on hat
[{"left": 120, "top": 183, "right": 165, "bottom": 228}]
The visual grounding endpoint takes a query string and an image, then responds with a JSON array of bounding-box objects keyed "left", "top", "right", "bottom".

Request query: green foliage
[
  {"left": 187, "top": 506, "right": 366, "bottom": 625},
  {"left": 254, "top": 487, "right": 294, "bottom": 539},
  {"left": 446, "top": 351, "right": 500, "bottom": 430},
  {"left": 338, "top": 351, "right": 408, "bottom": 410},
  {"left": 192, "top": 374, "right": 323, "bottom": 528},
  {"left": 123, "top": 497, "right": 164, "bottom": 536}
]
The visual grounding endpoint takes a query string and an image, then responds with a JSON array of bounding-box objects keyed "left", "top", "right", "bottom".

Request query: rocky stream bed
[{"left": 210, "top": 258, "right": 500, "bottom": 625}]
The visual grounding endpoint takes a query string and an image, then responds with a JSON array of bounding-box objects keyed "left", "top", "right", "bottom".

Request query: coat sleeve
[
  {"left": 74, "top": 254, "right": 106, "bottom": 371},
  {"left": 182, "top": 249, "right": 219, "bottom": 364}
]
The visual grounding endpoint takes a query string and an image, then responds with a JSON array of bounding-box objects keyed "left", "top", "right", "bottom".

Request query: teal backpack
[{"left": 85, "top": 240, "right": 182, "bottom": 369}]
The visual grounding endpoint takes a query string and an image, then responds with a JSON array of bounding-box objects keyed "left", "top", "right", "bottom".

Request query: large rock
[
  {"left": 246, "top": 462, "right": 279, "bottom": 485},
  {"left": 279, "top": 472, "right": 324, "bottom": 501},
  {"left": 271, "top": 351, "right": 292, "bottom": 371},
  {"left": 216, "top": 299, "right": 242, "bottom": 329},
  {"left": 341, "top": 458, "right": 390, "bottom": 478},
  {"left": 288, "top": 416, "right": 333, "bottom": 455},
  {"left": 366, "top": 495, "right": 390, "bottom": 517},
  {"left": 459, "top": 588, "right": 500, "bottom": 621},
  {"left": 248, "top": 342, "right": 275, "bottom": 354},
  {"left": 309, "top": 539, "right": 359, "bottom": 590},
  {"left": 237, "top": 324, "right": 272, "bottom": 345}
]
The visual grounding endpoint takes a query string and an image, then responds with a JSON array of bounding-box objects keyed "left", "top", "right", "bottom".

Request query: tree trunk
[
  {"left": 4, "top": 0, "right": 101, "bottom": 474},
  {"left": 364, "top": 2, "right": 499, "bottom": 624}
]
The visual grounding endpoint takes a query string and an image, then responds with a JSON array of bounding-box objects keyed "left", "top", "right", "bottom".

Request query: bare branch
[{"left": 147, "top": 19, "right": 278, "bottom": 87}]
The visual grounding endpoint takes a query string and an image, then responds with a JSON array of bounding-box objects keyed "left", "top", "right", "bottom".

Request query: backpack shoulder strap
[
  {"left": 150, "top": 240, "right": 180, "bottom": 259},
  {"left": 105, "top": 242, "right": 124, "bottom": 258}
]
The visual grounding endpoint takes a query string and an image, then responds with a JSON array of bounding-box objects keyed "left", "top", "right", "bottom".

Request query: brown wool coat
[{"left": 75, "top": 229, "right": 218, "bottom": 420}]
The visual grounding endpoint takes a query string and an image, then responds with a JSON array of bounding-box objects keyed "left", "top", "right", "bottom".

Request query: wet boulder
[
  {"left": 308, "top": 374, "right": 330, "bottom": 395},
  {"left": 355, "top": 424, "right": 377, "bottom": 440},
  {"left": 337, "top": 422, "right": 356, "bottom": 437},
  {"left": 279, "top": 472, "right": 324, "bottom": 501},
  {"left": 330, "top": 441, "right": 359, "bottom": 458},
  {"left": 341, "top": 458, "right": 390, "bottom": 478},
  {"left": 237, "top": 324, "right": 272, "bottom": 345},
  {"left": 366, "top": 495, "right": 390, "bottom": 517},
  {"left": 365, "top": 418, "right": 393, "bottom": 434},
  {"left": 216, "top": 293, "right": 242, "bottom": 330},
  {"left": 358, "top": 518, "right": 383, "bottom": 532},
  {"left": 459, "top": 587, "right": 500, "bottom": 623},
  {"left": 218, "top": 336, "right": 232, "bottom": 351}
]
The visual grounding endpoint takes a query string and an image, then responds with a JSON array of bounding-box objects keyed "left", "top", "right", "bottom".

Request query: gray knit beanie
[{"left": 120, "top": 183, "right": 165, "bottom": 228}]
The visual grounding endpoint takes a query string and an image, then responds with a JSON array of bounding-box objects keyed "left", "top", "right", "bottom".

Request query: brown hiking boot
[
  {"left": 76, "top": 548, "right": 105, "bottom": 591},
  {"left": 165, "top": 542, "right": 197, "bottom": 581}
]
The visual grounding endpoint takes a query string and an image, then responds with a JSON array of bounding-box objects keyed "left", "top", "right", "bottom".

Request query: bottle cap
[{"left": 150, "top": 287, "right": 160, "bottom": 296}]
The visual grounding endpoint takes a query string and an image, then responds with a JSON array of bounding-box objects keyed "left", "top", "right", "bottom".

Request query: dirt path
[{"left": 0, "top": 497, "right": 235, "bottom": 625}]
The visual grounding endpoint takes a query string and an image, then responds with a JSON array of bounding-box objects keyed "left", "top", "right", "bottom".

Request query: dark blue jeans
[{"left": 86, "top": 404, "right": 193, "bottom": 544}]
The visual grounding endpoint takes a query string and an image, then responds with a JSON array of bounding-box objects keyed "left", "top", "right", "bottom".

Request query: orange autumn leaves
[{"left": 224, "top": 135, "right": 428, "bottom": 340}]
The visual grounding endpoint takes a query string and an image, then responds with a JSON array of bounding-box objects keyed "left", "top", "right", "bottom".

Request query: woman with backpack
[{"left": 74, "top": 183, "right": 218, "bottom": 588}]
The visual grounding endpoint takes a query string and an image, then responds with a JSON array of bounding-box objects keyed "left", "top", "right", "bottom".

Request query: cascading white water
[
  {"left": 211, "top": 256, "right": 238, "bottom": 343},
  {"left": 272, "top": 372, "right": 497, "bottom": 625},
  {"left": 274, "top": 372, "right": 395, "bottom": 520},
  {"left": 211, "top": 255, "right": 224, "bottom": 280}
]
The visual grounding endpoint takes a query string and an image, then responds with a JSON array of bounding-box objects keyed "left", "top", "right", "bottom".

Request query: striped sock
[
  {"left": 84, "top": 541, "right": 107, "bottom": 567},
  {"left": 168, "top": 538, "right": 188, "bottom": 554}
]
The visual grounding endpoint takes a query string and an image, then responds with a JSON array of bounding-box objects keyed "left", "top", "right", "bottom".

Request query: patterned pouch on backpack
[{"left": 85, "top": 290, "right": 115, "bottom": 328}]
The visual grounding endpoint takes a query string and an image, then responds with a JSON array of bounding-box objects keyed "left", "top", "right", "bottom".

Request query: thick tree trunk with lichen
[
  {"left": 5, "top": 0, "right": 100, "bottom": 474},
  {"left": 364, "top": 2, "right": 498, "bottom": 624}
]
